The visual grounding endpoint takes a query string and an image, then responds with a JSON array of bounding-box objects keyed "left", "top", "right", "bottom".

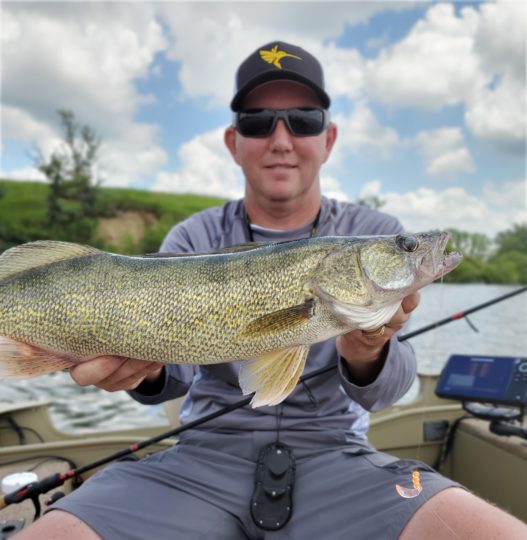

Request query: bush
[{"left": 484, "top": 251, "right": 527, "bottom": 284}]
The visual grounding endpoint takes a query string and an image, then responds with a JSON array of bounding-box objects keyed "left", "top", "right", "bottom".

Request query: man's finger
[
  {"left": 102, "top": 371, "right": 149, "bottom": 392},
  {"left": 95, "top": 358, "right": 157, "bottom": 387},
  {"left": 70, "top": 356, "right": 127, "bottom": 387},
  {"left": 401, "top": 291, "right": 420, "bottom": 314}
]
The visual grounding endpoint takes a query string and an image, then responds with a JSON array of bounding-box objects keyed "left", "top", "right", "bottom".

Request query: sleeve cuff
[
  {"left": 338, "top": 337, "right": 417, "bottom": 411},
  {"left": 128, "top": 367, "right": 170, "bottom": 404}
]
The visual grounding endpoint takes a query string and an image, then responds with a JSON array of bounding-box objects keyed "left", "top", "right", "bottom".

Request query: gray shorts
[{"left": 49, "top": 430, "right": 459, "bottom": 539}]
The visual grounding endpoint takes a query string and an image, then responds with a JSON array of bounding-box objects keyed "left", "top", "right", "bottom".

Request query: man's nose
[{"left": 269, "top": 119, "right": 293, "bottom": 151}]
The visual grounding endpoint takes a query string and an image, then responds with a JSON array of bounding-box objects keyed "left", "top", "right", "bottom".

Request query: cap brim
[{"left": 230, "top": 71, "right": 331, "bottom": 111}]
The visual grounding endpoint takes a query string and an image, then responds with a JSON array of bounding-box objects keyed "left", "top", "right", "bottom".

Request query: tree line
[{"left": 443, "top": 225, "right": 527, "bottom": 284}]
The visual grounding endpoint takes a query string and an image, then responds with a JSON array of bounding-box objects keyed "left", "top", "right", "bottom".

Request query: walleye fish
[{"left": 0, "top": 231, "right": 461, "bottom": 407}]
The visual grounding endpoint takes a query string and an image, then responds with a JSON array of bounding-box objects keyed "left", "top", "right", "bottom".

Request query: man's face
[{"left": 225, "top": 81, "right": 337, "bottom": 206}]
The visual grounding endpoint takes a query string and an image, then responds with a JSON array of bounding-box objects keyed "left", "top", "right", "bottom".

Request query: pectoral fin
[
  {"left": 0, "top": 336, "right": 77, "bottom": 379},
  {"left": 238, "top": 345, "right": 309, "bottom": 408},
  {"left": 240, "top": 299, "right": 315, "bottom": 337}
]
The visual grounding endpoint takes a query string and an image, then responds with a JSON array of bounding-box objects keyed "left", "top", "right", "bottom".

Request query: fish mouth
[{"left": 419, "top": 231, "right": 463, "bottom": 280}]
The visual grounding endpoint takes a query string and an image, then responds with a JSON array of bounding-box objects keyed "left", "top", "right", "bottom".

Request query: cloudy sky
[{"left": 1, "top": 0, "right": 525, "bottom": 237}]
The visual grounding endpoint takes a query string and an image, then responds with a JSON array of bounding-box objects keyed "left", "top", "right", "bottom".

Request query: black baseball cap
[{"left": 230, "top": 41, "right": 331, "bottom": 111}]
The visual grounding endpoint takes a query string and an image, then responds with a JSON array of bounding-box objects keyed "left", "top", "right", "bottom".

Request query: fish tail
[{"left": 0, "top": 336, "right": 76, "bottom": 379}]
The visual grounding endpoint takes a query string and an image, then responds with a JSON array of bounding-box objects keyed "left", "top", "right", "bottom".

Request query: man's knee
[
  {"left": 400, "top": 487, "right": 527, "bottom": 540},
  {"left": 13, "top": 509, "right": 102, "bottom": 540}
]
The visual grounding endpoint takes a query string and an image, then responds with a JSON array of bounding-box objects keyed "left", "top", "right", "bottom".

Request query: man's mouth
[
  {"left": 265, "top": 163, "right": 297, "bottom": 169},
  {"left": 265, "top": 163, "right": 297, "bottom": 176}
]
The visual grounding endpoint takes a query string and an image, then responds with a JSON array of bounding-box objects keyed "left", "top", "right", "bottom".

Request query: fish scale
[
  {"left": 0, "top": 240, "right": 334, "bottom": 361},
  {"left": 0, "top": 233, "right": 462, "bottom": 406}
]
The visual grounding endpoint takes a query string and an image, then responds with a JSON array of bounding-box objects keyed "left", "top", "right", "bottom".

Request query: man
[{"left": 16, "top": 41, "right": 527, "bottom": 540}]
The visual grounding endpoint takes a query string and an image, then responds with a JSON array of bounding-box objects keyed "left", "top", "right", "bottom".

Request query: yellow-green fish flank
[{"left": 0, "top": 232, "right": 462, "bottom": 406}]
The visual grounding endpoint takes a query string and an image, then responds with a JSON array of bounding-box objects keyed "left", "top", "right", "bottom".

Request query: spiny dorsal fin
[
  {"left": 141, "top": 242, "right": 271, "bottom": 258},
  {"left": 0, "top": 240, "right": 101, "bottom": 281}
]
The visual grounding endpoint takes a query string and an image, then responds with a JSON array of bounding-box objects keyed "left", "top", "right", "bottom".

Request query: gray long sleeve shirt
[{"left": 129, "top": 197, "right": 417, "bottom": 439}]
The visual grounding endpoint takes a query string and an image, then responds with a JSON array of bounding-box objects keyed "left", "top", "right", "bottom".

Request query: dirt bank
[{"left": 96, "top": 210, "right": 157, "bottom": 247}]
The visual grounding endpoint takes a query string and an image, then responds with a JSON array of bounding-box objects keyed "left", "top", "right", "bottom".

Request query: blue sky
[{"left": 1, "top": 1, "right": 525, "bottom": 237}]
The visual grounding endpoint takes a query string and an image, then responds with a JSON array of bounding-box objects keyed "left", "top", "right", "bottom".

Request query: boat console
[{"left": 435, "top": 354, "right": 527, "bottom": 521}]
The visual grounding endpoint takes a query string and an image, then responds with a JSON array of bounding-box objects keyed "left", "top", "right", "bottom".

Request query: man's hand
[
  {"left": 336, "top": 291, "right": 421, "bottom": 385},
  {"left": 70, "top": 356, "right": 164, "bottom": 392}
]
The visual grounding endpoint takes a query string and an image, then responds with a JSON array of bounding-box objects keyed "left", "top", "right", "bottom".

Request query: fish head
[
  {"left": 310, "top": 231, "right": 462, "bottom": 330},
  {"left": 359, "top": 230, "right": 463, "bottom": 297}
]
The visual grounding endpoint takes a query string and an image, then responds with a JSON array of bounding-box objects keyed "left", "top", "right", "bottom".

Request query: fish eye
[{"left": 396, "top": 234, "right": 419, "bottom": 252}]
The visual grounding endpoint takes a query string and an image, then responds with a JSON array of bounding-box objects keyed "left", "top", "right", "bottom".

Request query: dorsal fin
[
  {"left": 140, "top": 242, "right": 271, "bottom": 258},
  {"left": 0, "top": 240, "right": 101, "bottom": 281}
]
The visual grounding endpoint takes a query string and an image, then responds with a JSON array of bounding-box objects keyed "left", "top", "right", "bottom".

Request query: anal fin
[
  {"left": 0, "top": 336, "right": 77, "bottom": 379},
  {"left": 238, "top": 345, "right": 309, "bottom": 408}
]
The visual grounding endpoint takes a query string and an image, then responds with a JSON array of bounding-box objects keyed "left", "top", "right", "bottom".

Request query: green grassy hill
[{"left": 0, "top": 179, "right": 225, "bottom": 254}]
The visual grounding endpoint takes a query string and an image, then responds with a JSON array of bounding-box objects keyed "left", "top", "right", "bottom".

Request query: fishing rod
[
  {"left": 400, "top": 284, "right": 527, "bottom": 341},
  {"left": 1, "top": 285, "right": 526, "bottom": 515},
  {"left": 0, "top": 363, "right": 329, "bottom": 517}
]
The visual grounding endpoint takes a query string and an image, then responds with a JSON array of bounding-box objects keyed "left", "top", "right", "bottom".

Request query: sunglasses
[{"left": 234, "top": 107, "right": 330, "bottom": 138}]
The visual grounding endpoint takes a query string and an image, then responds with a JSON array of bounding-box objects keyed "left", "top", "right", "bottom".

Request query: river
[{"left": 0, "top": 283, "right": 525, "bottom": 432}]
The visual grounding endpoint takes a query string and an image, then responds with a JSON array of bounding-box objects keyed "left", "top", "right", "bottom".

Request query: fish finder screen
[{"left": 436, "top": 354, "right": 527, "bottom": 405}]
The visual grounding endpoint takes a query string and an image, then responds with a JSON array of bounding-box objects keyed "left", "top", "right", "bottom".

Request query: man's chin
[{"left": 265, "top": 185, "right": 301, "bottom": 203}]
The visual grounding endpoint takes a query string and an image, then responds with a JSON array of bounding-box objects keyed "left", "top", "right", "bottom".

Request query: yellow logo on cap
[{"left": 259, "top": 45, "right": 302, "bottom": 70}]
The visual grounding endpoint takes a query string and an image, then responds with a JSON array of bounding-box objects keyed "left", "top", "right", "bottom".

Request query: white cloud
[
  {"left": 425, "top": 148, "right": 474, "bottom": 177},
  {"left": 321, "top": 174, "right": 349, "bottom": 201},
  {"left": 482, "top": 179, "right": 527, "bottom": 228},
  {"left": 0, "top": 167, "right": 46, "bottom": 182},
  {"left": 366, "top": 3, "right": 484, "bottom": 109},
  {"left": 318, "top": 42, "right": 365, "bottom": 102},
  {"left": 2, "top": 105, "right": 57, "bottom": 145},
  {"left": 158, "top": 2, "right": 414, "bottom": 107},
  {"left": 464, "top": 1, "right": 526, "bottom": 150},
  {"left": 2, "top": 2, "right": 168, "bottom": 185},
  {"left": 365, "top": 2, "right": 525, "bottom": 150},
  {"left": 98, "top": 124, "right": 167, "bottom": 188},
  {"left": 474, "top": 0, "right": 525, "bottom": 78},
  {"left": 332, "top": 104, "right": 399, "bottom": 163},
  {"left": 152, "top": 127, "right": 243, "bottom": 198},
  {"left": 359, "top": 180, "right": 383, "bottom": 198},
  {"left": 375, "top": 179, "right": 526, "bottom": 237},
  {"left": 415, "top": 128, "right": 474, "bottom": 177},
  {"left": 465, "top": 73, "right": 525, "bottom": 151}
]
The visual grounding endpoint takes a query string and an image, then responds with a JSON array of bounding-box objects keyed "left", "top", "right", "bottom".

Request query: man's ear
[
  {"left": 322, "top": 123, "right": 338, "bottom": 163},
  {"left": 224, "top": 126, "right": 241, "bottom": 165}
]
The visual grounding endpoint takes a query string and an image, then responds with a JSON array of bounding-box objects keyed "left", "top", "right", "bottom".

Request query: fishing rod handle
[{"left": 0, "top": 473, "right": 64, "bottom": 509}]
